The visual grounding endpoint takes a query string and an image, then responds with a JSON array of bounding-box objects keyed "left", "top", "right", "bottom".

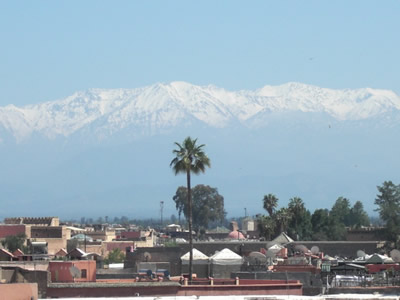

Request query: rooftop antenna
[{"left": 244, "top": 208, "right": 247, "bottom": 218}]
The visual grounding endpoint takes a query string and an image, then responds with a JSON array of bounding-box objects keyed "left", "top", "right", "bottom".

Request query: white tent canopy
[
  {"left": 210, "top": 248, "right": 243, "bottom": 265},
  {"left": 181, "top": 248, "right": 209, "bottom": 265}
]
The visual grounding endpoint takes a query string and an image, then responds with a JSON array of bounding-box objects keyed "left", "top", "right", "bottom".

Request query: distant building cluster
[{"left": 0, "top": 215, "right": 398, "bottom": 298}]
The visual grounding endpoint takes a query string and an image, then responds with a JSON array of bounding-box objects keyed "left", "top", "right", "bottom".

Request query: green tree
[
  {"left": 104, "top": 248, "right": 125, "bottom": 264},
  {"left": 172, "top": 184, "right": 226, "bottom": 231},
  {"left": 288, "top": 197, "right": 312, "bottom": 240},
  {"left": 374, "top": 181, "right": 400, "bottom": 248},
  {"left": 331, "top": 197, "right": 351, "bottom": 226},
  {"left": 1, "top": 234, "right": 27, "bottom": 253},
  {"left": 349, "top": 201, "right": 370, "bottom": 228},
  {"left": 263, "top": 194, "right": 278, "bottom": 217},
  {"left": 288, "top": 197, "right": 304, "bottom": 232},
  {"left": 327, "top": 217, "right": 347, "bottom": 240},
  {"left": 311, "top": 209, "right": 330, "bottom": 240},
  {"left": 275, "top": 207, "right": 291, "bottom": 234},
  {"left": 170, "top": 136, "right": 210, "bottom": 282},
  {"left": 311, "top": 206, "right": 346, "bottom": 241},
  {"left": 257, "top": 215, "right": 276, "bottom": 240}
]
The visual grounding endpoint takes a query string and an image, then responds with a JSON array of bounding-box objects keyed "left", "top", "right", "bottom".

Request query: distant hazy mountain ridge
[
  {"left": 0, "top": 82, "right": 399, "bottom": 142},
  {"left": 1, "top": 82, "right": 400, "bottom": 219}
]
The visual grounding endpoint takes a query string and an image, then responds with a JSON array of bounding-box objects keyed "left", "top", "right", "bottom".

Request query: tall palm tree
[
  {"left": 170, "top": 137, "right": 210, "bottom": 282},
  {"left": 263, "top": 194, "right": 278, "bottom": 217}
]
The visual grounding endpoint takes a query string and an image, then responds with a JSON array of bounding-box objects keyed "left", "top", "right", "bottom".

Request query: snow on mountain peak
[{"left": 0, "top": 82, "right": 399, "bottom": 142}]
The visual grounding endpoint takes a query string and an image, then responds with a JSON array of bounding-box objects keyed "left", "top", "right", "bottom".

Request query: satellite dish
[
  {"left": 248, "top": 251, "right": 267, "bottom": 264},
  {"left": 390, "top": 249, "right": 400, "bottom": 262},
  {"left": 311, "top": 246, "right": 320, "bottom": 255},
  {"left": 69, "top": 266, "right": 81, "bottom": 279},
  {"left": 143, "top": 252, "right": 152, "bottom": 262},
  {"left": 357, "top": 250, "right": 366, "bottom": 258},
  {"left": 295, "top": 244, "right": 309, "bottom": 254}
]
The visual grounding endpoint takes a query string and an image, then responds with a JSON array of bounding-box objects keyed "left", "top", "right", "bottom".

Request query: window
[{"left": 81, "top": 269, "right": 87, "bottom": 278}]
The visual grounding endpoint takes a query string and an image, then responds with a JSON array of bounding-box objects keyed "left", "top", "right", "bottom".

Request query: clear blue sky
[{"left": 0, "top": 0, "right": 399, "bottom": 106}]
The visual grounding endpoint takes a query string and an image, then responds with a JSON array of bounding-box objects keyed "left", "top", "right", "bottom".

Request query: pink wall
[
  {"left": 0, "top": 283, "right": 38, "bottom": 300},
  {"left": 49, "top": 260, "right": 96, "bottom": 282}
]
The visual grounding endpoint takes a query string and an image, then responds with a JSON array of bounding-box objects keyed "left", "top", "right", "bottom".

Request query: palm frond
[{"left": 170, "top": 137, "right": 210, "bottom": 176}]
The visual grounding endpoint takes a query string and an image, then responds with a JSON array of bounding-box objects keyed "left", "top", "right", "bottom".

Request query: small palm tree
[
  {"left": 275, "top": 207, "right": 292, "bottom": 233},
  {"left": 263, "top": 194, "right": 278, "bottom": 217},
  {"left": 170, "top": 137, "right": 210, "bottom": 282}
]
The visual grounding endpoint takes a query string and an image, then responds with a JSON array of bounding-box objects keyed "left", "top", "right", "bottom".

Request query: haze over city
[{"left": 0, "top": 1, "right": 399, "bottom": 220}]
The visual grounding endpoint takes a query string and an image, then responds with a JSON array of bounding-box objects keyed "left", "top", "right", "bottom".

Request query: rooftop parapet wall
[
  {"left": 346, "top": 227, "right": 386, "bottom": 241},
  {"left": 4, "top": 217, "right": 59, "bottom": 226}
]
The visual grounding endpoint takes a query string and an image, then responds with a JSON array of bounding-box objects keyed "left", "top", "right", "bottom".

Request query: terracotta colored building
[
  {"left": 49, "top": 260, "right": 96, "bottom": 283},
  {"left": 0, "top": 224, "right": 27, "bottom": 239},
  {"left": 0, "top": 217, "right": 71, "bottom": 256}
]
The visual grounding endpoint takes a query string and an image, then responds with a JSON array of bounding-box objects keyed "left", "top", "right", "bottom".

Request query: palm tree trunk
[{"left": 187, "top": 170, "right": 193, "bottom": 283}]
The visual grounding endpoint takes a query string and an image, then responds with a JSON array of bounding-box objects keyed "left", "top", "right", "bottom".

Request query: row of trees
[
  {"left": 170, "top": 186, "right": 372, "bottom": 242},
  {"left": 169, "top": 137, "right": 399, "bottom": 282},
  {"left": 258, "top": 181, "right": 400, "bottom": 248},
  {"left": 259, "top": 194, "right": 370, "bottom": 241},
  {"left": 168, "top": 138, "right": 400, "bottom": 241}
]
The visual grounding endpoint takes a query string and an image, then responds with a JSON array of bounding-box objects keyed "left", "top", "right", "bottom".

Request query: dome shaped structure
[{"left": 227, "top": 230, "right": 245, "bottom": 239}]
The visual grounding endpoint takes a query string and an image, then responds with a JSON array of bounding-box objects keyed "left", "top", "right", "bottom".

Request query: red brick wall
[{"left": 0, "top": 225, "right": 26, "bottom": 239}]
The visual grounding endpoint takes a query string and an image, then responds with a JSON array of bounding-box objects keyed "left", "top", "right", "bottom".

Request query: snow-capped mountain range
[
  {"left": 1, "top": 82, "right": 399, "bottom": 219},
  {"left": 1, "top": 82, "right": 399, "bottom": 142}
]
